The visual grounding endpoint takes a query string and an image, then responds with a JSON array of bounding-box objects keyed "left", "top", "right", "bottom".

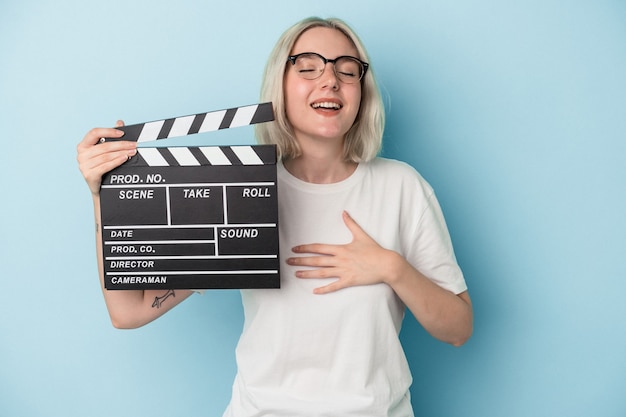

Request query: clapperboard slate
[{"left": 99, "top": 102, "right": 280, "bottom": 290}]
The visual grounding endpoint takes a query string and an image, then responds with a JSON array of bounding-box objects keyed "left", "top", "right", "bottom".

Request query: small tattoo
[
  {"left": 152, "top": 289, "right": 175, "bottom": 309},
  {"left": 95, "top": 222, "right": 100, "bottom": 233}
]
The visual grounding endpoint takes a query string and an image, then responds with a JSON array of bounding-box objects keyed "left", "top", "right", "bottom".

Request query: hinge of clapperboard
[{"left": 99, "top": 102, "right": 274, "bottom": 164}]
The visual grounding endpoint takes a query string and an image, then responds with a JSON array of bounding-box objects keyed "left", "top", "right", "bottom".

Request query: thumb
[
  {"left": 342, "top": 210, "right": 368, "bottom": 239},
  {"left": 115, "top": 120, "right": 125, "bottom": 127}
]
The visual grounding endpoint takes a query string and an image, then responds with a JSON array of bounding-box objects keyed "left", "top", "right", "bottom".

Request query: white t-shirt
[{"left": 223, "top": 158, "right": 467, "bottom": 417}]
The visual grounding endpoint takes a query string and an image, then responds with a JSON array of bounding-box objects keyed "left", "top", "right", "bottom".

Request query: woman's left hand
[{"left": 287, "top": 211, "right": 402, "bottom": 294}]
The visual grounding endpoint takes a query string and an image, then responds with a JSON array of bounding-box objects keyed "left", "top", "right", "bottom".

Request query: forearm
[
  {"left": 92, "top": 194, "right": 192, "bottom": 329},
  {"left": 101, "top": 287, "right": 193, "bottom": 329},
  {"left": 386, "top": 252, "right": 473, "bottom": 346}
]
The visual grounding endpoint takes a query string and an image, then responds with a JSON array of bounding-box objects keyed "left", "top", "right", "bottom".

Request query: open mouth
[{"left": 311, "top": 101, "right": 342, "bottom": 110}]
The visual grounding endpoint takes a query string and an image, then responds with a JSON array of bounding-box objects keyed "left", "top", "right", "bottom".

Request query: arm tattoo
[
  {"left": 95, "top": 222, "right": 100, "bottom": 234},
  {"left": 152, "top": 289, "right": 175, "bottom": 309}
]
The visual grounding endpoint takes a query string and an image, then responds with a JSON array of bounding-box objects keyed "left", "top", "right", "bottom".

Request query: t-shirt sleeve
[{"left": 403, "top": 182, "right": 468, "bottom": 295}]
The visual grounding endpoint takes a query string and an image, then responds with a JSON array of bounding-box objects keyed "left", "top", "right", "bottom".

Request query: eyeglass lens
[{"left": 292, "top": 53, "right": 364, "bottom": 83}]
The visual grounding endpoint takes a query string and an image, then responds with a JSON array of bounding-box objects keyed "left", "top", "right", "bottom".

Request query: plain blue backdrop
[{"left": 1, "top": 1, "right": 625, "bottom": 416}]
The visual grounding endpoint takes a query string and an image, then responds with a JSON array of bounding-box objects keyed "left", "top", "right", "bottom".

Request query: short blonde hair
[{"left": 255, "top": 17, "right": 385, "bottom": 163}]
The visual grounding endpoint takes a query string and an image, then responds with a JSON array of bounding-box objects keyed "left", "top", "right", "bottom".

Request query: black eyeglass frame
[{"left": 286, "top": 52, "right": 370, "bottom": 83}]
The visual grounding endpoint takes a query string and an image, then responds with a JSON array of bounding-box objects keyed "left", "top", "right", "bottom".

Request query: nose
[{"left": 319, "top": 62, "right": 339, "bottom": 89}]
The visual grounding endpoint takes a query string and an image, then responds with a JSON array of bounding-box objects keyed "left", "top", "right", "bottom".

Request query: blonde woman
[{"left": 77, "top": 16, "right": 472, "bottom": 417}]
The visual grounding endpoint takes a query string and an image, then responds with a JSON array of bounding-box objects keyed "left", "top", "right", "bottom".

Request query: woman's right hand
[{"left": 76, "top": 120, "right": 137, "bottom": 195}]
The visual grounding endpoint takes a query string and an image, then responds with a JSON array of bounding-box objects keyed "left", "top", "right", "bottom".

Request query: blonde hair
[{"left": 255, "top": 17, "right": 385, "bottom": 162}]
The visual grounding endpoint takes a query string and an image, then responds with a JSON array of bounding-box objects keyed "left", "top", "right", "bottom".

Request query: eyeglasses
[{"left": 287, "top": 52, "right": 369, "bottom": 84}]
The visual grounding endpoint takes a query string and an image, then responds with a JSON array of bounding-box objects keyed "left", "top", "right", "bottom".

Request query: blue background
[{"left": 1, "top": 1, "right": 625, "bottom": 416}]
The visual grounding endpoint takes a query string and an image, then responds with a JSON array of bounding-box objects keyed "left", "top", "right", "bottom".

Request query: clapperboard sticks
[
  {"left": 100, "top": 102, "right": 274, "bottom": 144},
  {"left": 101, "top": 102, "right": 275, "bottom": 167}
]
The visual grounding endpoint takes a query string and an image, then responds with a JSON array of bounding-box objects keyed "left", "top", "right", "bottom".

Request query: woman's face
[{"left": 284, "top": 27, "right": 362, "bottom": 150}]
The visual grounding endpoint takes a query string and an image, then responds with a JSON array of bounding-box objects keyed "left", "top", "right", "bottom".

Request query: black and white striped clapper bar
[{"left": 99, "top": 102, "right": 280, "bottom": 290}]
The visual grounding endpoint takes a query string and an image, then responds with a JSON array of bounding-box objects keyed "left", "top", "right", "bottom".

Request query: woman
[{"left": 77, "top": 16, "right": 472, "bottom": 417}]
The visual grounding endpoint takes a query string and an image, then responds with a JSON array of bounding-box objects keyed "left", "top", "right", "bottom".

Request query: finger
[
  {"left": 313, "top": 279, "right": 347, "bottom": 295},
  {"left": 77, "top": 140, "right": 136, "bottom": 194},
  {"left": 287, "top": 255, "right": 337, "bottom": 269},
  {"left": 77, "top": 122, "right": 132, "bottom": 194},
  {"left": 83, "top": 148, "right": 136, "bottom": 173},
  {"left": 342, "top": 210, "right": 369, "bottom": 239},
  {"left": 77, "top": 140, "right": 136, "bottom": 169},
  {"left": 78, "top": 126, "right": 125, "bottom": 149},
  {"left": 294, "top": 267, "right": 337, "bottom": 279},
  {"left": 79, "top": 149, "right": 135, "bottom": 188},
  {"left": 291, "top": 243, "right": 339, "bottom": 256}
]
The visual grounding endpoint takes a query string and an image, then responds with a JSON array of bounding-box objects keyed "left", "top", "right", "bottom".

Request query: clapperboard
[{"left": 99, "top": 102, "right": 280, "bottom": 290}]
